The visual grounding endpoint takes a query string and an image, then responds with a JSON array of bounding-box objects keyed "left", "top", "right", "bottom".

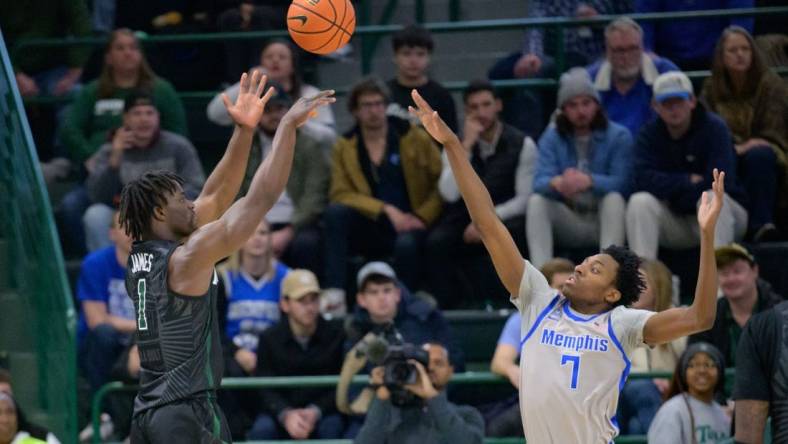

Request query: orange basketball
[{"left": 286, "top": 0, "right": 356, "bottom": 55}]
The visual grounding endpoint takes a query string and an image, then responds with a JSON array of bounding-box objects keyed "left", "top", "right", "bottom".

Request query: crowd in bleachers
[{"left": 2, "top": 0, "right": 788, "bottom": 443}]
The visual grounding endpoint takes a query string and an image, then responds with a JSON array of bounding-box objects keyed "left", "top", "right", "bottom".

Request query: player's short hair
[
  {"left": 463, "top": 79, "right": 498, "bottom": 103},
  {"left": 392, "top": 24, "right": 434, "bottom": 52},
  {"left": 119, "top": 170, "right": 184, "bottom": 241},
  {"left": 602, "top": 245, "right": 646, "bottom": 307},
  {"left": 347, "top": 77, "right": 390, "bottom": 112}
]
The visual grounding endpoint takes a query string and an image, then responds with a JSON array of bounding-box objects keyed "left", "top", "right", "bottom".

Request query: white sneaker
[{"left": 78, "top": 413, "right": 114, "bottom": 442}]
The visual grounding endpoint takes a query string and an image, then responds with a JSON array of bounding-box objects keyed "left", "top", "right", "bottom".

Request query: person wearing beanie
[
  {"left": 527, "top": 67, "right": 634, "bottom": 267},
  {"left": 647, "top": 342, "right": 731, "bottom": 443},
  {"left": 626, "top": 70, "right": 749, "bottom": 261}
]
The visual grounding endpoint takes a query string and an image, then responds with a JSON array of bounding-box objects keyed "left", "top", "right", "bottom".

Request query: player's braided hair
[
  {"left": 602, "top": 245, "right": 646, "bottom": 307},
  {"left": 119, "top": 170, "right": 184, "bottom": 241}
]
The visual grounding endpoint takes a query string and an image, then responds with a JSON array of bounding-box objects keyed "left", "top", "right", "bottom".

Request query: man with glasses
[
  {"left": 322, "top": 78, "right": 442, "bottom": 313},
  {"left": 586, "top": 17, "right": 679, "bottom": 136}
]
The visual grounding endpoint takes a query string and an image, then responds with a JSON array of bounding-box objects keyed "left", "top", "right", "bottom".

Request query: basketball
[{"left": 287, "top": 0, "right": 356, "bottom": 55}]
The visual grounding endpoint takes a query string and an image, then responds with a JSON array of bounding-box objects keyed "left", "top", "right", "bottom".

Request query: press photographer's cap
[
  {"left": 357, "top": 261, "right": 397, "bottom": 289},
  {"left": 653, "top": 71, "right": 693, "bottom": 102},
  {"left": 282, "top": 269, "right": 320, "bottom": 300}
]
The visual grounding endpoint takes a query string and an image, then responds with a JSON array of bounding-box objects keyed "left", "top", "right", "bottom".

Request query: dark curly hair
[
  {"left": 119, "top": 170, "right": 184, "bottom": 241},
  {"left": 602, "top": 245, "right": 646, "bottom": 307}
]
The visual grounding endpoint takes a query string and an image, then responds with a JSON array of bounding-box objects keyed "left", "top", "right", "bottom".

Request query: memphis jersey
[
  {"left": 125, "top": 239, "right": 224, "bottom": 415},
  {"left": 513, "top": 260, "right": 655, "bottom": 443}
]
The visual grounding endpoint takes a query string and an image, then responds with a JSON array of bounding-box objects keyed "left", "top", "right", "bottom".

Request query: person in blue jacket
[
  {"left": 527, "top": 67, "right": 634, "bottom": 268},
  {"left": 626, "top": 71, "right": 748, "bottom": 260}
]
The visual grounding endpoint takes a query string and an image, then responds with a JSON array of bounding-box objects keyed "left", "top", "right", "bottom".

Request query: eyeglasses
[{"left": 609, "top": 45, "right": 641, "bottom": 56}]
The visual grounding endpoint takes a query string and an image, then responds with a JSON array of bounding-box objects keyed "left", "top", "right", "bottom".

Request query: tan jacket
[{"left": 329, "top": 120, "right": 442, "bottom": 225}]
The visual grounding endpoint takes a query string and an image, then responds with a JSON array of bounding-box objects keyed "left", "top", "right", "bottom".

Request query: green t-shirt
[{"left": 60, "top": 78, "right": 188, "bottom": 162}]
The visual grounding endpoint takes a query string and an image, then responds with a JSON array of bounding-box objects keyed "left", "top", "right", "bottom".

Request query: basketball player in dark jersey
[{"left": 119, "top": 70, "right": 334, "bottom": 443}]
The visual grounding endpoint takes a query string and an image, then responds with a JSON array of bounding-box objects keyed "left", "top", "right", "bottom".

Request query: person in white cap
[
  {"left": 527, "top": 67, "right": 633, "bottom": 268},
  {"left": 626, "top": 70, "right": 748, "bottom": 260}
]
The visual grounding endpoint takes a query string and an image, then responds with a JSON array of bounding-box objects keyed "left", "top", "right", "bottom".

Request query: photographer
[{"left": 354, "top": 343, "right": 484, "bottom": 444}]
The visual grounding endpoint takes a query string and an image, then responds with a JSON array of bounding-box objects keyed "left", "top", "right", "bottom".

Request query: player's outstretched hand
[
  {"left": 408, "top": 89, "right": 458, "bottom": 145},
  {"left": 222, "top": 70, "right": 275, "bottom": 130},
  {"left": 282, "top": 90, "right": 336, "bottom": 128},
  {"left": 697, "top": 168, "right": 725, "bottom": 233}
]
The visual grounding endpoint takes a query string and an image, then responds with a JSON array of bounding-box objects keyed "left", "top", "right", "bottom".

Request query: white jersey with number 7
[{"left": 513, "top": 260, "right": 655, "bottom": 443}]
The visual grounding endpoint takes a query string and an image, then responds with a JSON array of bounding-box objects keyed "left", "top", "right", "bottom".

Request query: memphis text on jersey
[{"left": 540, "top": 328, "right": 609, "bottom": 353}]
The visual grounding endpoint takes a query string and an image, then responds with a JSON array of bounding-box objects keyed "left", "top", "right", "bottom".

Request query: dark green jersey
[{"left": 125, "top": 239, "right": 223, "bottom": 414}]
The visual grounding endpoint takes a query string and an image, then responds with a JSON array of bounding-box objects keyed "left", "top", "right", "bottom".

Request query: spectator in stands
[
  {"left": 235, "top": 84, "right": 330, "bottom": 274},
  {"left": 345, "top": 262, "right": 464, "bottom": 370},
  {"left": 323, "top": 78, "right": 442, "bottom": 304},
  {"left": 217, "top": 219, "right": 289, "bottom": 438},
  {"left": 0, "top": 371, "right": 59, "bottom": 444},
  {"left": 82, "top": 91, "right": 205, "bottom": 251},
  {"left": 247, "top": 270, "right": 346, "bottom": 440},
  {"left": 61, "top": 29, "right": 188, "bottom": 165},
  {"left": 626, "top": 71, "right": 748, "bottom": 260},
  {"left": 354, "top": 342, "right": 484, "bottom": 444},
  {"left": 0, "top": 391, "right": 54, "bottom": 444},
  {"left": 489, "top": 1, "right": 632, "bottom": 136},
  {"left": 618, "top": 259, "right": 686, "bottom": 434},
  {"left": 587, "top": 17, "right": 679, "bottom": 136},
  {"left": 219, "top": 219, "right": 290, "bottom": 375},
  {"left": 635, "top": 0, "right": 754, "bottom": 71},
  {"left": 427, "top": 80, "right": 536, "bottom": 308},
  {"left": 58, "top": 29, "right": 188, "bottom": 256},
  {"left": 702, "top": 26, "right": 788, "bottom": 241},
  {"left": 527, "top": 68, "right": 632, "bottom": 268},
  {"left": 486, "top": 258, "right": 574, "bottom": 437},
  {"left": 647, "top": 342, "right": 730, "bottom": 443},
  {"left": 77, "top": 212, "right": 135, "bottom": 393},
  {"left": 689, "top": 243, "right": 782, "bottom": 367},
  {"left": 385, "top": 25, "right": 458, "bottom": 132},
  {"left": 217, "top": 1, "right": 291, "bottom": 83},
  {"left": 733, "top": 299, "right": 788, "bottom": 443},
  {"left": 208, "top": 39, "right": 337, "bottom": 144},
  {"left": 2, "top": 0, "right": 90, "bottom": 98}
]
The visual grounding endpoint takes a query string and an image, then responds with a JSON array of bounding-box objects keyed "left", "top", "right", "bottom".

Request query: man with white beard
[{"left": 586, "top": 17, "right": 678, "bottom": 136}]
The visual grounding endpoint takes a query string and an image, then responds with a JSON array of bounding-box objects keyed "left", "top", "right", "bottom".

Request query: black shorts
[{"left": 130, "top": 397, "right": 232, "bottom": 444}]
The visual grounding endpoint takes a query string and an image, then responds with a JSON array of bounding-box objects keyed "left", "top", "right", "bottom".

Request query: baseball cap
[
  {"left": 715, "top": 243, "right": 756, "bottom": 267},
  {"left": 356, "top": 261, "right": 397, "bottom": 289},
  {"left": 652, "top": 71, "right": 693, "bottom": 102},
  {"left": 281, "top": 269, "right": 320, "bottom": 300},
  {"left": 123, "top": 90, "right": 156, "bottom": 112}
]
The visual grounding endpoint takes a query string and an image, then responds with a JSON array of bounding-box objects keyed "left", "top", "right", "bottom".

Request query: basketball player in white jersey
[{"left": 409, "top": 90, "right": 724, "bottom": 443}]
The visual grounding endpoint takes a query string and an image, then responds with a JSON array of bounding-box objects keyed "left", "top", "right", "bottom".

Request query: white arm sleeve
[
  {"left": 494, "top": 136, "right": 537, "bottom": 220},
  {"left": 438, "top": 150, "right": 461, "bottom": 203}
]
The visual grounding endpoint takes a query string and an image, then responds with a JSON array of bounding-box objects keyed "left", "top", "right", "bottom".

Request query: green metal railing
[
  {"left": 91, "top": 370, "right": 736, "bottom": 443},
  {"left": 14, "top": 7, "right": 788, "bottom": 82},
  {"left": 0, "top": 30, "right": 77, "bottom": 444}
]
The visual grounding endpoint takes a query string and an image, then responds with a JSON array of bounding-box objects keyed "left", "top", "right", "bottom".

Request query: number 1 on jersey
[
  {"left": 561, "top": 354, "right": 580, "bottom": 390},
  {"left": 137, "top": 279, "right": 148, "bottom": 331}
]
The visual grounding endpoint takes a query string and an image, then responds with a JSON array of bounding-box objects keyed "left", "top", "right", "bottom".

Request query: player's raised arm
[
  {"left": 409, "top": 90, "right": 524, "bottom": 296},
  {"left": 173, "top": 91, "right": 335, "bottom": 286},
  {"left": 643, "top": 169, "right": 725, "bottom": 345},
  {"left": 193, "top": 70, "right": 276, "bottom": 226}
]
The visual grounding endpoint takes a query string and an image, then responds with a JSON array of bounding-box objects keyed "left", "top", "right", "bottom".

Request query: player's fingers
[
  {"left": 221, "top": 93, "right": 232, "bottom": 110},
  {"left": 260, "top": 86, "right": 275, "bottom": 104},
  {"left": 238, "top": 72, "right": 248, "bottom": 93},
  {"left": 410, "top": 89, "right": 433, "bottom": 112},
  {"left": 255, "top": 74, "right": 268, "bottom": 97}
]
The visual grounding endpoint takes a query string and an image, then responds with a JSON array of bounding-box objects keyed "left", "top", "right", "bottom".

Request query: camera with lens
[{"left": 365, "top": 324, "right": 429, "bottom": 407}]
